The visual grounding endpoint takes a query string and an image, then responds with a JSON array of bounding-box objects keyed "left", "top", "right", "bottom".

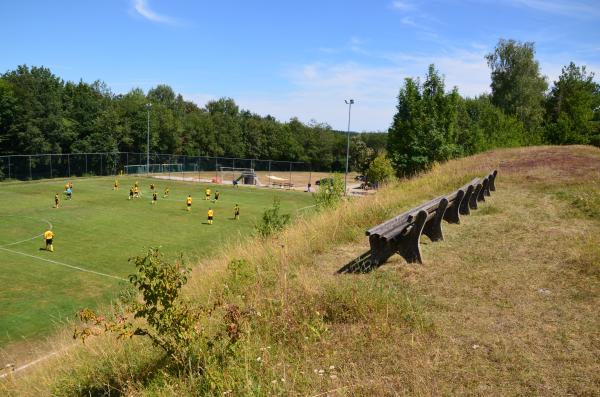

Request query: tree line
[
  {"left": 1, "top": 38, "right": 598, "bottom": 178},
  {"left": 388, "top": 38, "right": 600, "bottom": 176},
  {"left": 0, "top": 66, "right": 386, "bottom": 171}
]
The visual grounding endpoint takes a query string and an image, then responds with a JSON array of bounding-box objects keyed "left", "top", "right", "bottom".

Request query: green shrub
[
  {"left": 313, "top": 173, "right": 344, "bottom": 210},
  {"left": 366, "top": 153, "right": 395, "bottom": 188},
  {"left": 255, "top": 198, "right": 291, "bottom": 238},
  {"left": 74, "top": 248, "right": 199, "bottom": 365}
]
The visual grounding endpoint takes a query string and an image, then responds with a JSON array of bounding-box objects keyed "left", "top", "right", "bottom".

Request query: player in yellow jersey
[
  {"left": 234, "top": 204, "right": 240, "bottom": 220},
  {"left": 205, "top": 188, "right": 211, "bottom": 200},
  {"left": 152, "top": 191, "right": 158, "bottom": 205},
  {"left": 207, "top": 208, "right": 214, "bottom": 224},
  {"left": 54, "top": 193, "right": 59, "bottom": 208},
  {"left": 163, "top": 187, "right": 170, "bottom": 198},
  {"left": 214, "top": 190, "right": 220, "bottom": 202},
  {"left": 113, "top": 179, "right": 119, "bottom": 190},
  {"left": 134, "top": 186, "right": 140, "bottom": 198},
  {"left": 186, "top": 195, "right": 193, "bottom": 211},
  {"left": 43, "top": 229, "right": 54, "bottom": 252},
  {"left": 129, "top": 186, "right": 134, "bottom": 200}
]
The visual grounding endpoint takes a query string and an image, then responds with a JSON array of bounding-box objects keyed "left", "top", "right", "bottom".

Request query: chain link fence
[{"left": 0, "top": 152, "right": 328, "bottom": 190}]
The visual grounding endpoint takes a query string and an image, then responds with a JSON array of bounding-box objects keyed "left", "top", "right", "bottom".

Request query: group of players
[
  {"left": 53, "top": 181, "right": 74, "bottom": 208},
  {"left": 44, "top": 178, "right": 242, "bottom": 253},
  {"left": 121, "top": 180, "right": 241, "bottom": 223},
  {"left": 47, "top": 181, "right": 76, "bottom": 251}
]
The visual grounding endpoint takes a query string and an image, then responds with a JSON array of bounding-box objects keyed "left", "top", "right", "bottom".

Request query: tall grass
[{"left": 3, "top": 145, "right": 600, "bottom": 396}]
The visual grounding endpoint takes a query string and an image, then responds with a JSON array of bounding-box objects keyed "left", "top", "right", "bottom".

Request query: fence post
[
  {"left": 49, "top": 155, "right": 53, "bottom": 179},
  {"left": 85, "top": 153, "right": 88, "bottom": 175},
  {"left": 8, "top": 156, "right": 11, "bottom": 180},
  {"left": 100, "top": 153, "right": 103, "bottom": 176},
  {"left": 29, "top": 156, "right": 32, "bottom": 180},
  {"left": 68, "top": 154, "right": 71, "bottom": 177},
  {"left": 289, "top": 162, "right": 292, "bottom": 190},
  {"left": 268, "top": 160, "right": 272, "bottom": 188},
  {"left": 215, "top": 157, "right": 218, "bottom": 182}
]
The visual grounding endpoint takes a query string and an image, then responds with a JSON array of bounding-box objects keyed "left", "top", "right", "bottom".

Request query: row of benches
[{"left": 337, "top": 170, "right": 498, "bottom": 274}]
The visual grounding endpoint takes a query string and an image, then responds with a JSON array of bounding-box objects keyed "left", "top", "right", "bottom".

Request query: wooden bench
[
  {"left": 337, "top": 170, "right": 497, "bottom": 274},
  {"left": 271, "top": 181, "right": 294, "bottom": 188}
]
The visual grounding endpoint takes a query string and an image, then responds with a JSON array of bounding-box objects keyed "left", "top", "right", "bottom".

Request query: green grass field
[{"left": 0, "top": 176, "right": 314, "bottom": 346}]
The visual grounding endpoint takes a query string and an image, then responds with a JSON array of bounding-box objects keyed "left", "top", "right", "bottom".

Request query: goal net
[{"left": 124, "top": 163, "right": 184, "bottom": 175}]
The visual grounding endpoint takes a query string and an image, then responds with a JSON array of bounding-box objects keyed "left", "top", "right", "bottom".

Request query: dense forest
[
  {"left": 0, "top": 68, "right": 386, "bottom": 172},
  {"left": 1, "top": 39, "right": 598, "bottom": 176}
]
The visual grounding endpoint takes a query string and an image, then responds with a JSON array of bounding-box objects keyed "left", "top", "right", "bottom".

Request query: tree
[
  {"left": 456, "top": 95, "right": 526, "bottom": 154},
  {"left": 486, "top": 39, "right": 548, "bottom": 139},
  {"left": 206, "top": 98, "right": 244, "bottom": 157},
  {"left": 387, "top": 64, "right": 459, "bottom": 177},
  {"left": 147, "top": 84, "right": 176, "bottom": 109},
  {"left": 350, "top": 136, "right": 375, "bottom": 174},
  {"left": 366, "top": 153, "right": 395, "bottom": 187},
  {"left": 545, "top": 62, "right": 600, "bottom": 145},
  {"left": 2, "top": 65, "right": 65, "bottom": 154},
  {"left": 0, "top": 80, "right": 17, "bottom": 152}
]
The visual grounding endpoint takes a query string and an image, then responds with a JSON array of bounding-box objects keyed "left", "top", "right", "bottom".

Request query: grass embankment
[{"left": 2, "top": 145, "right": 599, "bottom": 396}]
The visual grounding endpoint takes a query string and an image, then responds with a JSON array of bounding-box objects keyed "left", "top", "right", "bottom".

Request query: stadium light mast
[
  {"left": 344, "top": 99, "right": 354, "bottom": 196},
  {"left": 145, "top": 103, "right": 152, "bottom": 174}
]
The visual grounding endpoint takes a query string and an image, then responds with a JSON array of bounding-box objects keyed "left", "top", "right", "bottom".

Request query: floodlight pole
[
  {"left": 344, "top": 99, "right": 354, "bottom": 196},
  {"left": 145, "top": 103, "right": 152, "bottom": 175}
]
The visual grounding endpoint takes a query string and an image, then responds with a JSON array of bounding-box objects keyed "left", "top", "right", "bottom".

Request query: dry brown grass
[{"left": 3, "top": 145, "right": 599, "bottom": 396}]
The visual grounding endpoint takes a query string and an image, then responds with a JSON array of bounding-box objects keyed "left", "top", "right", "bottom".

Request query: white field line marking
[
  {"left": 0, "top": 247, "right": 126, "bottom": 282},
  {"left": 0, "top": 345, "right": 73, "bottom": 379},
  {"left": 0, "top": 217, "right": 53, "bottom": 248}
]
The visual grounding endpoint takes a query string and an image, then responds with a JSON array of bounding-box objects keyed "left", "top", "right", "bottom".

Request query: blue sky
[{"left": 1, "top": 0, "right": 599, "bottom": 131}]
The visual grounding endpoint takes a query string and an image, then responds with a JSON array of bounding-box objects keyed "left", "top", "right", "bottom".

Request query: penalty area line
[{"left": 0, "top": 247, "right": 127, "bottom": 282}]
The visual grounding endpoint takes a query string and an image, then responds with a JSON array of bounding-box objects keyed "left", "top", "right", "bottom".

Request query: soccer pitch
[{"left": 0, "top": 176, "right": 314, "bottom": 346}]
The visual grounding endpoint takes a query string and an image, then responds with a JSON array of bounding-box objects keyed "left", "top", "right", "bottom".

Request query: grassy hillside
[{"left": 2, "top": 146, "right": 599, "bottom": 396}]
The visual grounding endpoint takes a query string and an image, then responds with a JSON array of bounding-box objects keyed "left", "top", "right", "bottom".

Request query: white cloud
[
  {"left": 385, "top": 49, "right": 493, "bottom": 97},
  {"left": 230, "top": 63, "right": 405, "bottom": 132},
  {"left": 391, "top": 1, "right": 417, "bottom": 12},
  {"left": 179, "top": 44, "right": 600, "bottom": 133},
  {"left": 186, "top": 50, "right": 491, "bottom": 132},
  {"left": 400, "top": 16, "right": 418, "bottom": 27},
  {"left": 132, "top": 0, "right": 178, "bottom": 24}
]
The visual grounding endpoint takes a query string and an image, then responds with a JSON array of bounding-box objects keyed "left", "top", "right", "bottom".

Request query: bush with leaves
[
  {"left": 74, "top": 248, "right": 200, "bottom": 365},
  {"left": 366, "top": 154, "right": 395, "bottom": 188},
  {"left": 255, "top": 197, "right": 291, "bottom": 238},
  {"left": 313, "top": 173, "right": 345, "bottom": 210}
]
